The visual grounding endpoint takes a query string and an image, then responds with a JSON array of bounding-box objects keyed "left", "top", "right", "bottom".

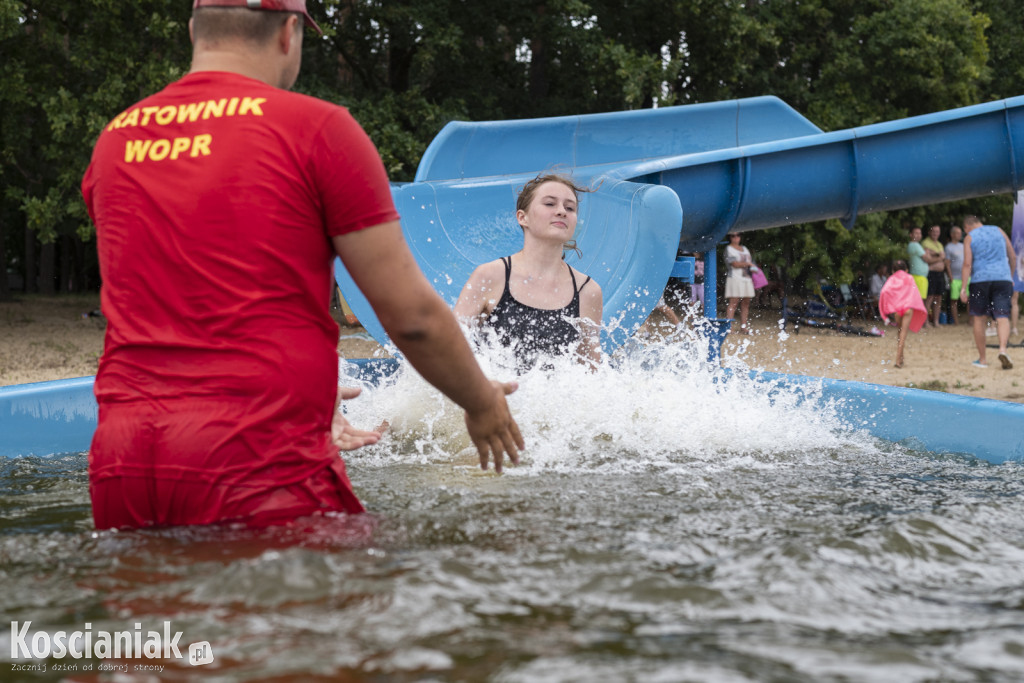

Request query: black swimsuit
[{"left": 486, "top": 256, "right": 592, "bottom": 366}]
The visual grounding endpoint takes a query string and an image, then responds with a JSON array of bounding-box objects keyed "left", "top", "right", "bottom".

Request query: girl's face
[
  {"left": 517, "top": 181, "right": 578, "bottom": 240},
  {"left": 729, "top": 233, "right": 741, "bottom": 245}
]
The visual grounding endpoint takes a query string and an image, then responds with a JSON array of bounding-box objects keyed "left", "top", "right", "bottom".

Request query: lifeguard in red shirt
[{"left": 81, "top": 0, "right": 523, "bottom": 530}]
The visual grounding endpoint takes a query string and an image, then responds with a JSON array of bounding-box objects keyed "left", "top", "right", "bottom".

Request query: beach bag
[{"left": 750, "top": 266, "right": 768, "bottom": 290}]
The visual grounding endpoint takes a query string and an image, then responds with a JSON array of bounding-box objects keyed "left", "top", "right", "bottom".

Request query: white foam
[{"left": 339, "top": 323, "right": 878, "bottom": 475}]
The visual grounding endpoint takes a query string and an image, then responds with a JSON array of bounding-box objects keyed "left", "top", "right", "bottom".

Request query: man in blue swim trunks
[{"left": 960, "top": 215, "right": 1017, "bottom": 369}]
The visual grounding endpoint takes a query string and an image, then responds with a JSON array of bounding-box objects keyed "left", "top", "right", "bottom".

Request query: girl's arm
[
  {"left": 725, "top": 247, "right": 753, "bottom": 270},
  {"left": 959, "top": 235, "right": 973, "bottom": 302},
  {"left": 453, "top": 260, "right": 504, "bottom": 322},
  {"left": 334, "top": 226, "right": 523, "bottom": 471}
]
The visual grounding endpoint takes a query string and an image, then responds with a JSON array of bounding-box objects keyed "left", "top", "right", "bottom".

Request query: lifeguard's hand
[
  {"left": 465, "top": 380, "right": 524, "bottom": 473},
  {"left": 332, "top": 386, "right": 382, "bottom": 451}
]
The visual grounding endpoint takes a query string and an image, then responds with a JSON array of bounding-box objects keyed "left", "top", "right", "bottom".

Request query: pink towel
[
  {"left": 878, "top": 270, "right": 928, "bottom": 332},
  {"left": 750, "top": 268, "right": 769, "bottom": 289}
]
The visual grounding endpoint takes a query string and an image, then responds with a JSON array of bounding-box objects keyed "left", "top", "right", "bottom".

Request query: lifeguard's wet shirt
[{"left": 81, "top": 72, "right": 399, "bottom": 528}]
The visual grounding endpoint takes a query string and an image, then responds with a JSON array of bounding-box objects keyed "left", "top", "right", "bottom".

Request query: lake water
[{"left": 2, "top": 329, "right": 1024, "bottom": 681}]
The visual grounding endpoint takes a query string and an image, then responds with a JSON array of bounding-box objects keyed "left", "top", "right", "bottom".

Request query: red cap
[{"left": 192, "top": 0, "right": 323, "bottom": 36}]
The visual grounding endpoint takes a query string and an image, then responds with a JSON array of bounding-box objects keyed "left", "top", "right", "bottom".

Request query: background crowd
[{"left": 674, "top": 217, "right": 1022, "bottom": 371}]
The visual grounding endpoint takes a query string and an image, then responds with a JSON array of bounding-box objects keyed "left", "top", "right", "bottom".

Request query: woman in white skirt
[{"left": 724, "top": 231, "right": 755, "bottom": 334}]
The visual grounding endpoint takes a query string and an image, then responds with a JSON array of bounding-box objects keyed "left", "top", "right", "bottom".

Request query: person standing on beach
[
  {"left": 691, "top": 256, "right": 706, "bottom": 313},
  {"left": 81, "top": 0, "right": 523, "bottom": 530},
  {"left": 960, "top": 215, "right": 1016, "bottom": 369},
  {"left": 944, "top": 226, "right": 965, "bottom": 325},
  {"left": 869, "top": 263, "right": 889, "bottom": 300},
  {"left": 878, "top": 260, "right": 928, "bottom": 369},
  {"left": 906, "top": 226, "right": 941, "bottom": 309},
  {"left": 724, "top": 232, "right": 756, "bottom": 334},
  {"left": 906, "top": 227, "right": 928, "bottom": 300},
  {"left": 921, "top": 225, "right": 948, "bottom": 327}
]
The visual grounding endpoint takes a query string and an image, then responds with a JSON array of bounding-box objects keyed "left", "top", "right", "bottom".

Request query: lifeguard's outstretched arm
[{"left": 333, "top": 222, "right": 524, "bottom": 471}]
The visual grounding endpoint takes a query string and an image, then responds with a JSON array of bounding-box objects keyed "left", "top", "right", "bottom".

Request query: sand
[{"left": 2, "top": 293, "right": 1022, "bottom": 404}]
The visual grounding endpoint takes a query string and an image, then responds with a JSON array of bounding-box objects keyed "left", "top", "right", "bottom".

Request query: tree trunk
[
  {"left": 528, "top": 4, "right": 549, "bottom": 102},
  {"left": 528, "top": 37, "right": 548, "bottom": 100},
  {"left": 74, "top": 237, "right": 88, "bottom": 292},
  {"left": 39, "top": 240, "right": 56, "bottom": 294},
  {"left": 0, "top": 214, "right": 9, "bottom": 300},
  {"left": 59, "top": 234, "right": 73, "bottom": 292},
  {"left": 388, "top": 44, "right": 414, "bottom": 93},
  {"left": 24, "top": 225, "right": 37, "bottom": 293}
]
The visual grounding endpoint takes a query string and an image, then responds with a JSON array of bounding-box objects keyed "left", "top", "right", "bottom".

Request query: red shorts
[{"left": 89, "top": 401, "right": 365, "bottom": 530}]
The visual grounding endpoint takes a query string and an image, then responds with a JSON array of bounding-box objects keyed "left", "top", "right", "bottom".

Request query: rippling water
[{"left": 2, "top": 328, "right": 1024, "bottom": 681}]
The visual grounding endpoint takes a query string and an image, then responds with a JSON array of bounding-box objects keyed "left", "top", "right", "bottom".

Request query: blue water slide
[
  {"left": 336, "top": 97, "right": 820, "bottom": 353},
  {"left": 602, "top": 96, "right": 1024, "bottom": 252},
  {"left": 413, "top": 96, "right": 824, "bottom": 183},
  {"left": 337, "top": 95, "right": 1024, "bottom": 344},
  {"left": 757, "top": 372, "right": 1024, "bottom": 462}
]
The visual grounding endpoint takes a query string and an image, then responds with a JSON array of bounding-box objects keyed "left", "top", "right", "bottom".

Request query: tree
[
  {"left": 1, "top": 1, "right": 192, "bottom": 294},
  {"left": 974, "top": 0, "right": 1024, "bottom": 102},
  {"left": 0, "top": 0, "right": 22, "bottom": 298},
  {"left": 304, "top": 0, "right": 668, "bottom": 177},
  {"left": 731, "top": 0, "right": 993, "bottom": 291},
  {"left": 0, "top": 0, "right": 1019, "bottom": 296}
]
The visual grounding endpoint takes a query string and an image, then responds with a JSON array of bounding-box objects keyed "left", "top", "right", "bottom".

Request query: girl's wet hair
[{"left": 516, "top": 173, "right": 592, "bottom": 258}]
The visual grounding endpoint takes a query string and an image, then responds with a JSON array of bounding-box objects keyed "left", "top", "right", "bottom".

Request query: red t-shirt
[{"left": 81, "top": 72, "right": 398, "bottom": 495}]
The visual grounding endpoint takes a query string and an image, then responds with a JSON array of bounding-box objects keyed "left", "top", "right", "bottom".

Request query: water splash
[{"left": 340, "top": 321, "right": 878, "bottom": 475}]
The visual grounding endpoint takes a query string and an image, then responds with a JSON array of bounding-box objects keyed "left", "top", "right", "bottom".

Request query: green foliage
[
  {"left": 1, "top": 0, "right": 191, "bottom": 294},
  {"left": 747, "top": 213, "right": 908, "bottom": 292},
  {"left": 347, "top": 92, "right": 468, "bottom": 181},
  {"left": 1, "top": 0, "right": 1022, "bottom": 293},
  {"left": 812, "top": 0, "right": 988, "bottom": 128},
  {"left": 0, "top": 0, "right": 19, "bottom": 39},
  {"left": 730, "top": 0, "right": 990, "bottom": 129},
  {"left": 729, "top": 0, "right": 1003, "bottom": 293},
  {"left": 973, "top": 0, "right": 1024, "bottom": 101}
]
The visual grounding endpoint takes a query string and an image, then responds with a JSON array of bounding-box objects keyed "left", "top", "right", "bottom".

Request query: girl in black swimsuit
[
  {"left": 454, "top": 173, "right": 603, "bottom": 369},
  {"left": 485, "top": 255, "right": 593, "bottom": 365}
]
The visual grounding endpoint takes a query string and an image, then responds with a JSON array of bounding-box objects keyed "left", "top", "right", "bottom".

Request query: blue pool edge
[{"left": 2, "top": 361, "right": 1022, "bottom": 463}]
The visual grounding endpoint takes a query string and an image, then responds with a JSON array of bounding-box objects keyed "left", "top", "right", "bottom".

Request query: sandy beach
[{"left": 2, "top": 293, "right": 1022, "bottom": 404}]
